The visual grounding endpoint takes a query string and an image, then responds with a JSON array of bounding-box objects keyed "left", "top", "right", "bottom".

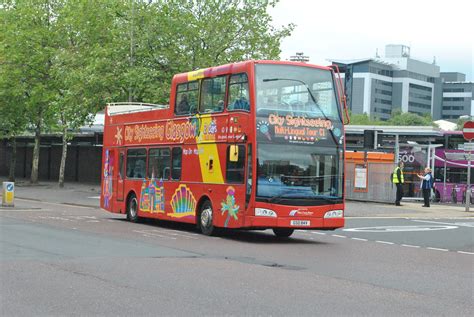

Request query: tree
[
  {"left": 349, "top": 112, "right": 383, "bottom": 125},
  {"left": 118, "top": 0, "right": 294, "bottom": 103},
  {"left": 51, "top": 0, "right": 128, "bottom": 187},
  {"left": 456, "top": 117, "right": 470, "bottom": 130},
  {"left": 387, "top": 110, "right": 435, "bottom": 126},
  {"left": 0, "top": 4, "right": 29, "bottom": 181},
  {"left": 1, "top": 1, "right": 63, "bottom": 183}
]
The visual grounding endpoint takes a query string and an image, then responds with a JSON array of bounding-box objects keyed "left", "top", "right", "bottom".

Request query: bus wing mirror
[{"left": 230, "top": 145, "right": 239, "bottom": 162}]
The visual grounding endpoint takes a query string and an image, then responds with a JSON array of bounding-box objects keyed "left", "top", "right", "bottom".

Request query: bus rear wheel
[
  {"left": 273, "top": 228, "right": 294, "bottom": 238},
  {"left": 126, "top": 193, "right": 139, "bottom": 223},
  {"left": 198, "top": 200, "right": 217, "bottom": 236}
]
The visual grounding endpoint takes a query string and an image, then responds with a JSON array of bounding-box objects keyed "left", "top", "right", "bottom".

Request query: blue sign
[{"left": 6, "top": 184, "right": 14, "bottom": 192}]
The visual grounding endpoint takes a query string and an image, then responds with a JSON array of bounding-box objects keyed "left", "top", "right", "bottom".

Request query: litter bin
[{"left": 2, "top": 182, "right": 14, "bottom": 207}]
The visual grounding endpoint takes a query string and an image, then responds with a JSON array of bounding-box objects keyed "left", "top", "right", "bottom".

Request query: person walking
[
  {"left": 392, "top": 161, "right": 404, "bottom": 206},
  {"left": 417, "top": 167, "right": 433, "bottom": 207}
]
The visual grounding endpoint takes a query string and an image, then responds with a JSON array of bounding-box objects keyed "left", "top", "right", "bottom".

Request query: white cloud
[{"left": 270, "top": 0, "right": 473, "bottom": 80}]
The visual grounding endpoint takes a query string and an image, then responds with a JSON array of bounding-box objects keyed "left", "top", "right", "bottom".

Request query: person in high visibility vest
[{"left": 392, "top": 161, "right": 404, "bottom": 206}]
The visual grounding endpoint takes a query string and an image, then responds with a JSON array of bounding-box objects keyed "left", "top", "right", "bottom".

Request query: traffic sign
[
  {"left": 462, "top": 121, "right": 474, "bottom": 141},
  {"left": 2, "top": 181, "right": 15, "bottom": 207}
]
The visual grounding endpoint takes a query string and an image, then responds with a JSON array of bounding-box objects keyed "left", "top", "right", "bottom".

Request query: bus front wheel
[
  {"left": 198, "top": 200, "right": 216, "bottom": 236},
  {"left": 126, "top": 193, "right": 139, "bottom": 223},
  {"left": 273, "top": 228, "right": 294, "bottom": 238}
]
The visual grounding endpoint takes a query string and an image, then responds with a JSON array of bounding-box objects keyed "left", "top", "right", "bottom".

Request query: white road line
[
  {"left": 376, "top": 240, "right": 394, "bottom": 245},
  {"left": 426, "top": 247, "right": 449, "bottom": 252},
  {"left": 401, "top": 244, "right": 420, "bottom": 248},
  {"left": 311, "top": 231, "right": 327, "bottom": 235},
  {"left": 351, "top": 238, "right": 368, "bottom": 241},
  {"left": 412, "top": 219, "right": 474, "bottom": 227},
  {"left": 332, "top": 234, "right": 347, "bottom": 238},
  {"left": 457, "top": 251, "right": 474, "bottom": 255},
  {"left": 142, "top": 233, "right": 177, "bottom": 240}
]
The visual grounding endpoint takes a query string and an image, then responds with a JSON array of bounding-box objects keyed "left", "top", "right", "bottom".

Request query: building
[
  {"left": 332, "top": 44, "right": 442, "bottom": 121},
  {"left": 439, "top": 72, "right": 474, "bottom": 120}
]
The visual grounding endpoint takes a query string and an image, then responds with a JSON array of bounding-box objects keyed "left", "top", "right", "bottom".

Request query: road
[{"left": 1, "top": 197, "right": 473, "bottom": 316}]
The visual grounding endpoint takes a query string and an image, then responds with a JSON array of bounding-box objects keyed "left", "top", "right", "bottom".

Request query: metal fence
[{"left": 346, "top": 161, "right": 396, "bottom": 203}]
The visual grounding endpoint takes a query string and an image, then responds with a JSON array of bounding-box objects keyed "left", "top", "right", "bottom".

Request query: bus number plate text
[{"left": 290, "top": 220, "right": 310, "bottom": 227}]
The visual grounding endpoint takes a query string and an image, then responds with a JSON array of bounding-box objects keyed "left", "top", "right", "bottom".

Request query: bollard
[{"left": 2, "top": 182, "right": 15, "bottom": 207}]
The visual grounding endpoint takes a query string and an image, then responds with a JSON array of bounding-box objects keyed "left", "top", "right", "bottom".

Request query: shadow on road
[{"left": 109, "top": 217, "right": 328, "bottom": 245}]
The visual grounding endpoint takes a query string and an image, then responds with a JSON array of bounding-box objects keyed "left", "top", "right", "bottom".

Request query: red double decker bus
[{"left": 101, "top": 60, "right": 348, "bottom": 237}]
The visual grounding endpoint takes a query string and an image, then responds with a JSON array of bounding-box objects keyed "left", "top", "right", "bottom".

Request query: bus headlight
[
  {"left": 255, "top": 208, "right": 277, "bottom": 217},
  {"left": 324, "top": 210, "right": 343, "bottom": 218}
]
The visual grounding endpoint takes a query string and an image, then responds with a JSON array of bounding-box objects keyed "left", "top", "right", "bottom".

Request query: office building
[
  {"left": 332, "top": 44, "right": 441, "bottom": 121},
  {"left": 439, "top": 72, "right": 474, "bottom": 120}
]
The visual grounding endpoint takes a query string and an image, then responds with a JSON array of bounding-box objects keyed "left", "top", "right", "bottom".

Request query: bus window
[
  {"left": 175, "top": 81, "right": 199, "bottom": 115},
  {"left": 226, "top": 145, "right": 245, "bottom": 183},
  {"left": 171, "top": 147, "right": 182, "bottom": 180},
  {"left": 126, "top": 148, "right": 146, "bottom": 179},
  {"left": 200, "top": 76, "right": 226, "bottom": 113},
  {"left": 148, "top": 148, "right": 171, "bottom": 180},
  {"left": 228, "top": 73, "right": 249, "bottom": 111}
]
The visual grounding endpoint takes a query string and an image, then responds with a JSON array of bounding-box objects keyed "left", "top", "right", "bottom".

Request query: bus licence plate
[{"left": 290, "top": 220, "right": 310, "bottom": 226}]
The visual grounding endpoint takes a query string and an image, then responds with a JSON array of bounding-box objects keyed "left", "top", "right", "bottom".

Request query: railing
[{"left": 107, "top": 102, "right": 169, "bottom": 116}]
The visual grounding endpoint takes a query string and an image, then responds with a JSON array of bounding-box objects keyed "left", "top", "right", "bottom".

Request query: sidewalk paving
[
  {"left": 1, "top": 179, "right": 100, "bottom": 209},
  {"left": 1, "top": 178, "right": 473, "bottom": 218}
]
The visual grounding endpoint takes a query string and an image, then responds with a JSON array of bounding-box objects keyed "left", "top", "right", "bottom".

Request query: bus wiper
[{"left": 262, "top": 78, "right": 339, "bottom": 146}]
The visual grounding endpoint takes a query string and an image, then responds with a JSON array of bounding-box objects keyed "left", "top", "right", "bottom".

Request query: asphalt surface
[{"left": 1, "top": 180, "right": 473, "bottom": 316}]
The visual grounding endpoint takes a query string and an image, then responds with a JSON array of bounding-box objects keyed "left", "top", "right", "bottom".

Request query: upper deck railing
[{"left": 107, "top": 102, "right": 169, "bottom": 116}]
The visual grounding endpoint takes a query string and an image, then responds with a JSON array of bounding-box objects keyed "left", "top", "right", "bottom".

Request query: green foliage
[
  {"left": 349, "top": 112, "right": 383, "bottom": 125},
  {"left": 387, "top": 110, "right": 435, "bottom": 126},
  {"left": 349, "top": 109, "right": 436, "bottom": 127},
  {"left": 456, "top": 117, "right": 470, "bottom": 130},
  {"left": 116, "top": 0, "right": 294, "bottom": 103},
  {"left": 1, "top": 0, "right": 292, "bottom": 132},
  {"left": 1, "top": 0, "right": 62, "bottom": 136}
]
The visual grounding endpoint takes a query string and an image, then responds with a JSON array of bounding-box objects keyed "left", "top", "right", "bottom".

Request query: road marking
[
  {"left": 401, "top": 244, "right": 420, "bottom": 248},
  {"left": 332, "top": 234, "right": 347, "bottom": 238},
  {"left": 412, "top": 219, "right": 474, "bottom": 228},
  {"left": 142, "top": 233, "right": 177, "bottom": 240},
  {"left": 344, "top": 225, "right": 458, "bottom": 233},
  {"left": 376, "top": 240, "right": 394, "bottom": 245},
  {"left": 18, "top": 199, "right": 92, "bottom": 209},
  {"left": 133, "top": 230, "right": 175, "bottom": 239},
  {"left": 88, "top": 196, "right": 100, "bottom": 199},
  {"left": 133, "top": 229, "right": 198, "bottom": 240},
  {"left": 426, "top": 247, "right": 449, "bottom": 252},
  {"left": 311, "top": 231, "right": 327, "bottom": 235},
  {"left": 351, "top": 237, "right": 368, "bottom": 241},
  {"left": 457, "top": 251, "right": 474, "bottom": 255}
]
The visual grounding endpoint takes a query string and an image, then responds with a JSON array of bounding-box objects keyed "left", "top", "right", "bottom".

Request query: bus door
[{"left": 117, "top": 149, "right": 125, "bottom": 201}]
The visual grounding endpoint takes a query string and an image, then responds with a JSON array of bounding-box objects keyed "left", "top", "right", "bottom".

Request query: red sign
[{"left": 463, "top": 121, "right": 474, "bottom": 141}]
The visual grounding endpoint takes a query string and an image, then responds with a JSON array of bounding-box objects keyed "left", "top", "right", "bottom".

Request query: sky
[{"left": 270, "top": 0, "right": 473, "bottom": 81}]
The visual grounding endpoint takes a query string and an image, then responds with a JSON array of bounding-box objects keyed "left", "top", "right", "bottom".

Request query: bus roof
[{"left": 172, "top": 60, "right": 333, "bottom": 84}]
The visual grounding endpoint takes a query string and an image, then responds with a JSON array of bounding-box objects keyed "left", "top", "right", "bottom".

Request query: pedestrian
[
  {"left": 417, "top": 167, "right": 433, "bottom": 207},
  {"left": 392, "top": 161, "right": 404, "bottom": 206}
]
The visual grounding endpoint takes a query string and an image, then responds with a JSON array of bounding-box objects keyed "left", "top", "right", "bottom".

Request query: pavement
[{"left": 1, "top": 178, "right": 473, "bottom": 218}]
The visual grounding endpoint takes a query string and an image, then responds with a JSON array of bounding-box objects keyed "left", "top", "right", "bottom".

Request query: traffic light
[{"left": 363, "top": 130, "right": 375, "bottom": 149}]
